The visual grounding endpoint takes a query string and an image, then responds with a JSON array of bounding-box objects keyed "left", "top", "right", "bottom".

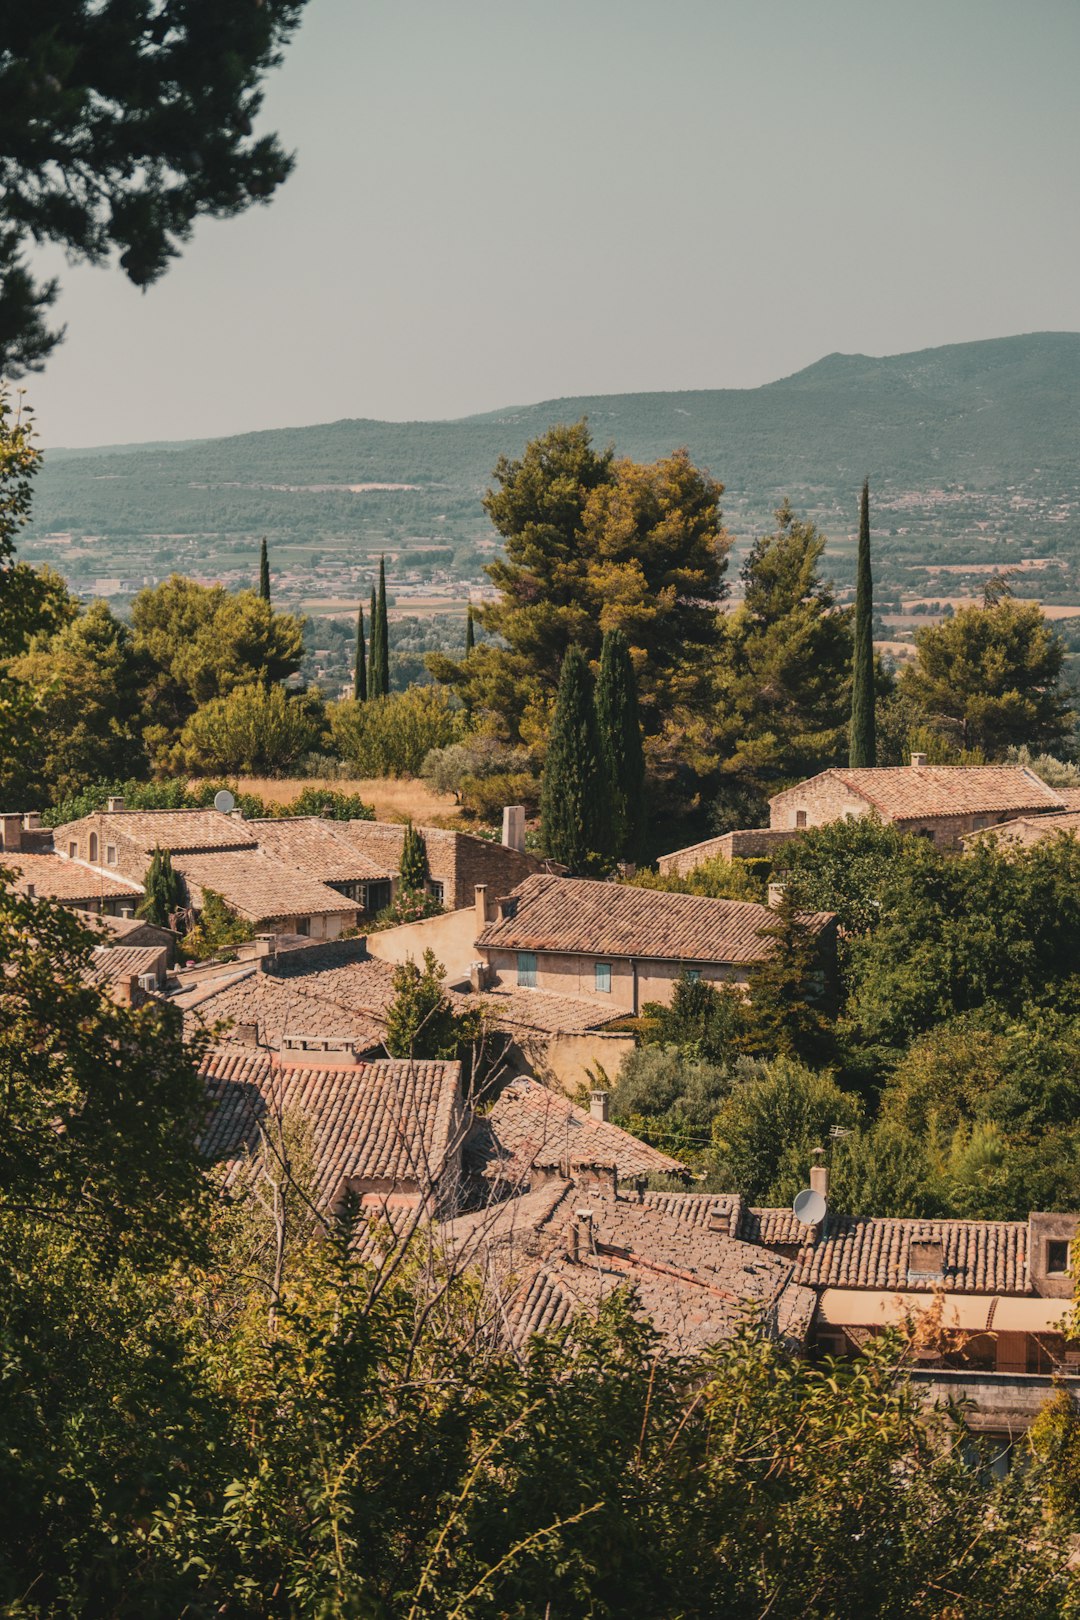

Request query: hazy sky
[{"left": 25, "top": 0, "right": 1080, "bottom": 447}]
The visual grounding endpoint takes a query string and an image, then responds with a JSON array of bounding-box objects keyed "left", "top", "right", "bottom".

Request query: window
[
  {"left": 105, "top": 844, "right": 117, "bottom": 865},
  {"left": 1047, "top": 1240, "right": 1071, "bottom": 1275},
  {"left": 517, "top": 951, "right": 537, "bottom": 988},
  {"left": 907, "top": 1239, "right": 944, "bottom": 1279},
  {"left": 429, "top": 880, "right": 444, "bottom": 905},
  {"left": 363, "top": 880, "right": 392, "bottom": 916},
  {"left": 88, "top": 833, "right": 99, "bottom": 863},
  {"left": 68, "top": 841, "right": 77, "bottom": 859},
  {"left": 685, "top": 968, "right": 701, "bottom": 984},
  {"left": 795, "top": 810, "right": 807, "bottom": 829},
  {"left": 295, "top": 916, "right": 310, "bottom": 937},
  {"left": 594, "top": 962, "right": 612, "bottom": 994}
]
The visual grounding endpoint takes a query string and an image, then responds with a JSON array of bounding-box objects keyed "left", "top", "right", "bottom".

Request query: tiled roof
[
  {"left": 773, "top": 765, "right": 1064, "bottom": 820},
  {"left": 71, "top": 909, "right": 172, "bottom": 941},
  {"left": 467, "top": 1075, "right": 687, "bottom": 1185},
  {"left": 476, "top": 874, "right": 833, "bottom": 965},
  {"left": 470, "top": 984, "right": 625, "bottom": 1034},
  {"left": 81, "top": 809, "right": 258, "bottom": 853},
  {"left": 85, "top": 944, "right": 166, "bottom": 989},
  {"left": 1, "top": 852, "right": 142, "bottom": 904},
  {"left": 246, "top": 817, "right": 392, "bottom": 883},
  {"left": 199, "top": 1046, "right": 463, "bottom": 1205},
  {"left": 962, "top": 810, "right": 1080, "bottom": 849},
  {"left": 645, "top": 1191, "right": 1035, "bottom": 1296},
  {"left": 181, "top": 962, "right": 387, "bottom": 1051},
  {"left": 173, "top": 849, "right": 359, "bottom": 922},
  {"left": 444, "top": 1179, "right": 814, "bottom": 1354}
]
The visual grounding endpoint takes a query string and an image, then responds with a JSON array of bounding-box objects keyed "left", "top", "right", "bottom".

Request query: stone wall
[
  {"left": 768, "top": 775, "right": 869, "bottom": 831},
  {"left": 658, "top": 827, "right": 798, "bottom": 876}
]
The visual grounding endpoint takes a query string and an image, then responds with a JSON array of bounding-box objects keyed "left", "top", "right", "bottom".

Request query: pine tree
[
  {"left": 539, "top": 643, "right": 611, "bottom": 874},
  {"left": 595, "top": 628, "right": 646, "bottom": 862},
  {"left": 375, "top": 555, "right": 390, "bottom": 697},
  {"left": 849, "top": 478, "right": 876, "bottom": 767},
  {"left": 353, "top": 602, "right": 367, "bottom": 702},
  {"left": 258, "top": 537, "right": 270, "bottom": 602},
  {"left": 742, "top": 889, "right": 834, "bottom": 1065},
  {"left": 399, "top": 819, "right": 430, "bottom": 895},
  {"left": 367, "top": 585, "right": 378, "bottom": 697},
  {"left": 464, "top": 606, "right": 475, "bottom": 656},
  {"left": 137, "top": 846, "right": 182, "bottom": 927}
]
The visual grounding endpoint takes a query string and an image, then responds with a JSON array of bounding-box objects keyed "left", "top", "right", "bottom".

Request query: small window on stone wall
[
  {"left": 106, "top": 844, "right": 117, "bottom": 865},
  {"left": 88, "top": 833, "right": 99, "bottom": 863},
  {"left": 517, "top": 951, "right": 537, "bottom": 988},
  {"left": 795, "top": 810, "right": 807, "bottom": 829},
  {"left": 1048, "top": 1240, "right": 1071, "bottom": 1275},
  {"left": 595, "top": 962, "right": 611, "bottom": 993}
]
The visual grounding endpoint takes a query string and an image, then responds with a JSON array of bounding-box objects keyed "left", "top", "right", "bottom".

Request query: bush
[
  {"left": 271, "top": 786, "right": 374, "bottom": 821},
  {"left": 458, "top": 770, "right": 540, "bottom": 821},
  {"left": 627, "top": 856, "right": 767, "bottom": 902},
  {"left": 420, "top": 736, "right": 535, "bottom": 800},
  {"left": 176, "top": 683, "right": 323, "bottom": 774},
  {"left": 329, "top": 686, "right": 463, "bottom": 777}
]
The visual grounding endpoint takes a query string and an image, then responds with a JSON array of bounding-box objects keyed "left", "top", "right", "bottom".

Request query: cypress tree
[
  {"left": 353, "top": 602, "right": 367, "bottom": 701},
  {"left": 595, "top": 628, "right": 647, "bottom": 861},
  {"left": 258, "top": 537, "right": 270, "bottom": 602},
  {"left": 137, "top": 847, "right": 181, "bottom": 927},
  {"left": 375, "top": 555, "right": 390, "bottom": 697},
  {"left": 367, "top": 585, "right": 378, "bottom": 697},
  {"left": 539, "top": 644, "right": 611, "bottom": 875},
  {"left": 849, "top": 477, "right": 876, "bottom": 767},
  {"left": 464, "top": 606, "right": 475, "bottom": 656},
  {"left": 399, "top": 819, "right": 430, "bottom": 895}
]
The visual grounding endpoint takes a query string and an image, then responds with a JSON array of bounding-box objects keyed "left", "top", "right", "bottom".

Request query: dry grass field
[{"left": 234, "top": 776, "right": 461, "bottom": 822}]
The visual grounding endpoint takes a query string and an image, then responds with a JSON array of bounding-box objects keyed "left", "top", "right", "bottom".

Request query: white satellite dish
[
  {"left": 792, "top": 1188, "right": 827, "bottom": 1227},
  {"left": 213, "top": 789, "right": 236, "bottom": 814}
]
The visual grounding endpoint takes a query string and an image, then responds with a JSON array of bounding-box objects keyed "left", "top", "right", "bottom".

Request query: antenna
[
  {"left": 792, "top": 1188, "right": 827, "bottom": 1228},
  {"left": 213, "top": 789, "right": 236, "bottom": 814}
]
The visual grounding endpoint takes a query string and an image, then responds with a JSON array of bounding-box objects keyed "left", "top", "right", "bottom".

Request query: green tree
[
  {"left": 384, "top": 948, "right": 478, "bottom": 1061},
  {"left": 710, "top": 1058, "right": 862, "bottom": 1205},
  {"left": 898, "top": 583, "right": 1074, "bottom": 755},
  {"left": 371, "top": 557, "right": 390, "bottom": 698},
  {"left": 329, "top": 685, "right": 463, "bottom": 777},
  {"left": 399, "top": 820, "right": 430, "bottom": 896},
  {"left": 850, "top": 477, "right": 876, "bottom": 766},
  {"left": 539, "top": 644, "right": 611, "bottom": 873},
  {"left": 626, "top": 853, "right": 767, "bottom": 902},
  {"left": 464, "top": 606, "right": 475, "bottom": 656},
  {"left": 258, "top": 537, "right": 271, "bottom": 603},
  {"left": 742, "top": 890, "right": 836, "bottom": 1064},
  {"left": 710, "top": 501, "right": 854, "bottom": 806},
  {"left": 353, "top": 601, "right": 367, "bottom": 701},
  {"left": 640, "top": 973, "right": 749, "bottom": 1063},
  {"left": 137, "top": 847, "right": 182, "bottom": 927},
  {"left": 175, "top": 681, "right": 321, "bottom": 774},
  {"left": 0, "top": 2, "right": 309, "bottom": 372},
  {"left": 179, "top": 887, "right": 254, "bottom": 960},
  {"left": 595, "top": 628, "right": 647, "bottom": 861},
  {"left": 777, "top": 814, "right": 909, "bottom": 937},
  {"left": 367, "top": 583, "right": 378, "bottom": 697}
]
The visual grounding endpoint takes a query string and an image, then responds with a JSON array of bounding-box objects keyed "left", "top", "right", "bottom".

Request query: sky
[{"left": 25, "top": 0, "right": 1080, "bottom": 447}]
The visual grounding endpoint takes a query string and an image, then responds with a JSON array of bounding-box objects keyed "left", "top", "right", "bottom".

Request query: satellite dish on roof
[
  {"left": 213, "top": 789, "right": 236, "bottom": 814},
  {"left": 793, "top": 1188, "right": 827, "bottom": 1228}
]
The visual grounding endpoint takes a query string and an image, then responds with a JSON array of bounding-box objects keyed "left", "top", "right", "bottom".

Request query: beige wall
[
  {"left": 365, "top": 905, "right": 481, "bottom": 980},
  {"left": 484, "top": 947, "right": 748, "bottom": 1013},
  {"left": 504, "top": 1028, "right": 637, "bottom": 1096}
]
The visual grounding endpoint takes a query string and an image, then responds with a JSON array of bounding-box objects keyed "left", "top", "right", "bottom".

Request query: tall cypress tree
[
  {"left": 595, "top": 628, "right": 646, "bottom": 861},
  {"left": 464, "top": 606, "right": 475, "bottom": 656},
  {"left": 375, "top": 555, "right": 390, "bottom": 697},
  {"left": 399, "top": 819, "right": 430, "bottom": 895},
  {"left": 540, "top": 644, "right": 611, "bottom": 874},
  {"left": 137, "top": 846, "right": 182, "bottom": 927},
  {"left": 353, "top": 602, "right": 367, "bottom": 701},
  {"left": 258, "top": 537, "right": 271, "bottom": 602},
  {"left": 367, "top": 584, "right": 378, "bottom": 697},
  {"left": 849, "top": 477, "right": 876, "bottom": 767}
]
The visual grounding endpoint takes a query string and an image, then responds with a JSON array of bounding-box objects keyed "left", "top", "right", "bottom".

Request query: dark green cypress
[
  {"left": 137, "top": 846, "right": 181, "bottom": 927},
  {"left": 399, "top": 819, "right": 429, "bottom": 894},
  {"left": 376, "top": 555, "right": 390, "bottom": 696},
  {"left": 539, "top": 644, "right": 612, "bottom": 875},
  {"left": 849, "top": 477, "right": 876, "bottom": 767},
  {"left": 464, "top": 606, "right": 475, "bottom": 656},
  {"left": 367, "top": 585, "right": 378, "bottom": 697},
  {"left": 258, "top": 537, "right": 271, "bottom": 602},
  {"left": 596, "top": 628, "right": 647, "bottom": 861},
  {"left": 354, "top": 602, "right": 367, "bottom": 702}
]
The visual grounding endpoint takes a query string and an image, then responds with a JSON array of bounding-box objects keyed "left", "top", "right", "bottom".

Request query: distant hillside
[{"left": 24, "top": 332, "right": 1080, "bottom": 616}]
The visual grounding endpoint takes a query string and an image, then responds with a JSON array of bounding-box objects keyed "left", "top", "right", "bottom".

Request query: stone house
[
  {"left": 767, "top": 755, "right": 1066, "bottom": 851},
  {"left": 961, "top": 808, "right": 1080, "bottom": 853},
  {"left": 474, "top": 873, "right": 836, "bottom": 1014},
  {"left": 336, "top": 812, "right": 548, "bottom": 913}
]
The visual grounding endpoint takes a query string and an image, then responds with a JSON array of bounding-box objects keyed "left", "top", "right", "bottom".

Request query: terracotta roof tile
[
  {"left": 476, "top": 874, "right": 833, "bottom": 965},
  {"left": 2, "top": 852, "right": 142, "bottom": 904},
  {"left": 81, "top": 809, "right": 258, "bottom": 853},
  {"left": 246, "top": 817, "right": 392, "bottom": 883},
  {"left": 469, "top": 984, "right": 625, "bottom": 1034},
  {"left": 85, "top": 944, "right": 167, "bottom": 989},
  {"left": 773, "top": 765, "right": 1064, "bottom": 821},
  {"left": 181, "top": 965, "right": 387, "bottom": 1051},
  {"left": 467, "top": 1075, "right": 688, "bottom": 1185},
  {"left": 173, "top": 848, "right": 359, "bottom": 922},
  {"left": 199, "top": 1046, "right": 463, "bottom": 1206}
]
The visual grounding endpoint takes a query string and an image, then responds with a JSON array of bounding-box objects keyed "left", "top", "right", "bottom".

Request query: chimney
[
  {"left": 576, "top": 1209, "right": 594, "bottom": 1253},
  {"left": 767, "top": 880, "right": 786, "bottom": 908},
  {"left": 566, "top": 1218, "right": 580, "bottom": 1263},
  {"left": 809, "top": 1146, "right": 828, "bottom": 1202},
  {"left": 112, "top": 974, "right": 138, "bottom": 1007},
  {"left": 0, "top": 813, "right": 22, "bottom": 852},
  {"left": 253, "top": 934, "right": 278, "bottom": 972},
  {"left": 106, "top": 795, "right": 125, "bottom": 812},
  {"left": 468, "top": 960, "right": 490, "bottom": 992},
  {"left": 910, "top": 752, "right": 928, "bottom": 768},
  {"left": 502, "top": 804, "right": 526, "bottom": 854},
  {"left": 589, "top": 1090, "right": 609, "bottom": 1123},
  {"left": 474, "top": 883, "right": 489, "bottom": 931},
  {"left": 22, "top": 812, "right": 41, "bottom": 832}
]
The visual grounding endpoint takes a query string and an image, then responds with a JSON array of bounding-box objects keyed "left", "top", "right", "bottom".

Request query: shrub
[{"left": 329, "top": 686, "right": 463, "bottom": 777}]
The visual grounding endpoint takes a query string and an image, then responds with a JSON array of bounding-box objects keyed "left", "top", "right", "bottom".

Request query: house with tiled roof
[
  {"left": 475, "top": 873, "right": 836, "bottom": 1013},
  {"left": 51, "top": 803, "right": 360, "bottom": 938},
  {"left": 337, "top": 816, "right": 547, "bottom": 912},
  {"left": 961, "top": 808, "right": 1080, "bottom": 853},
  {"left": 767, "top": 753, "right": 1066, "bottom": 851},
  {"left": 2, "top": 848, "right": 144, "bottom": 914},
  {"left": 199, "top": 1044, "right": 465, "bottom": 1216}
]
